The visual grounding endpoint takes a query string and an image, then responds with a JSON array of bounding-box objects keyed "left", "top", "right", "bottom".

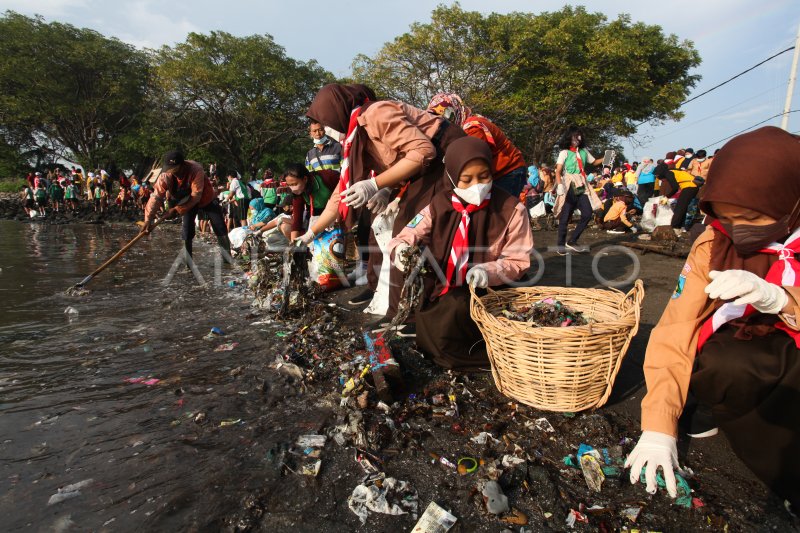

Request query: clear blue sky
[{"left": 3, "top": 0, "right": 799, "bottom": 162}]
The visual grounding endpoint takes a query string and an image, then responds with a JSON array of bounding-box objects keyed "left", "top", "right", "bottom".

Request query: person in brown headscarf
[
  {"left": 626, "top": 126, "right": 800, "bottom": 513},
  {"left": 302, "top": 83, "right": 466, "bottom": 325},
  {"left": 385, "top": 136, "right": 533, "bottom": 369}
]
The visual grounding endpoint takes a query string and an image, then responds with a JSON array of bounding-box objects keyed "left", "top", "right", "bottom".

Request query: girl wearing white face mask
[
  {"left": 281, "top": 163, "right": 340, "bottom": 242},
  {"left": 386, "top": 136, "right": 533, "bottom": 367}
]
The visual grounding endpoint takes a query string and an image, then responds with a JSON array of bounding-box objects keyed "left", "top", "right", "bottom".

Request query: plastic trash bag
[
  {"left": 364, "top": 209, "right": 397, "bottom": 316},
  {"left": 228, "top": 227, "right": 250, "bottom": 249},
  {"left": 528, "top": 201, "right": 547, "bottom": 219},
  {"left": 640, "top": 197, "right": 675, "bottom": 232}
]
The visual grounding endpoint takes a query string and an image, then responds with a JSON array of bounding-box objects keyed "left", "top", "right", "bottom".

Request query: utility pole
[{"left": 780, "top": 20, "right": 800, "bottom": 131}]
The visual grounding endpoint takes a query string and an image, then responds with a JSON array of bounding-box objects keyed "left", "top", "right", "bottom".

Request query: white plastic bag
[
  {"left": 528, "top": 201, "right": 547, "bottom": 219},
  {"left": 228, "top": 226, "right": 250, "bottom": 249},
  {"left": 640, "top": 197, "right": 675, "bottom": 232},
  {"left": 364, "top": 210, "right": 397, "bottom": 316}
]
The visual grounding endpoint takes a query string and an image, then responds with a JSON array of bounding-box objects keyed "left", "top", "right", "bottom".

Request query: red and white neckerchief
[
  {"left": 440, "top": 194, "right": 491, "bottom": 297},
  {"left": 337, "top": 104, "right": 374, "bottom": 221},
  {"left": 569, "top": 147, "right": 586, "bottom": 177},
  {"left": 463, "top": 116, "right": 496, "bottom": 149},
  {"left": 696, "top": 220, "right": 800, "bottom": 350}
]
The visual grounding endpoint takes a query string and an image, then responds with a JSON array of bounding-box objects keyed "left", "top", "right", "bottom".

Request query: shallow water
[{"left": 0, "top": 220, "right": 284, "bottom": 531}]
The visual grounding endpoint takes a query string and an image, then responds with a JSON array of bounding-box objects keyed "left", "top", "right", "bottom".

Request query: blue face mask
[{"left": 313, "top": 135, "right": 329, "bottom": 147}]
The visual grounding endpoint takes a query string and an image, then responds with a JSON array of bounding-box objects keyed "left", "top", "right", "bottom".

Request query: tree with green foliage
[
  {"left": 351, "top": 4, "right": 701, "bottom": 164},
  {"left": 154, "top": 31, "right": 333, "bottom": 178},
  {"left": 0, "top": 11, "right": 151, "bottom": 171}
]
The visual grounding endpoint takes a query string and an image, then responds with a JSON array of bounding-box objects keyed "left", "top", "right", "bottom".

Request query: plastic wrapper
[{"left": 309, "top": 226, "right": 348, "bottom": 291}]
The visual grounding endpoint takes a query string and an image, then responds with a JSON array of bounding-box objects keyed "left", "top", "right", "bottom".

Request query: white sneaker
[{"left": 687, "top": 427, "right": 718, "bottom": 439}]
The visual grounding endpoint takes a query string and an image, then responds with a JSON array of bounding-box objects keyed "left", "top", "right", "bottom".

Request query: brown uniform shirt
[
  {"left": 641, "top": 226, "right": 800, "bottom": 436},
  {"left": 144, "top": 161, "right": 206, "bottom": 220}
]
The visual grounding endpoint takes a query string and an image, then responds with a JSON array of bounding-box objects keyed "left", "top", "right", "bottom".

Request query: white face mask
[
  {"left": 289, "top": 185, "right": 303, "bottom": 195},
  {"left": 454, "top": 182, "right": 492, "bottom": 205}
]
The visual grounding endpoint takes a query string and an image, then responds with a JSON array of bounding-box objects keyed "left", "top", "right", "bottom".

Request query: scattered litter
[
  {"left": 411, "top": 501, "right": 457, "bottom": 533},
  {"left": 214, "top": 342, "right": 239, "bottom": 352},
  {"left": 219, "top": 418, "right": 242, "bottom": 427},
  {"left": 347, "top": 477, "right": 419, "bottom": 524},
  {"left": 481, "top": 480, "right": 510, "bottom": 514},
  {"left": 501, "top": 507, "right": 529, "bottom": 526},
  {"left": 301, "top": 460, "right": 321, "bottom": 477},
  {"left": 296, "top": 435, "right": 326, "bottom": 448},
  {"left": 47, "top": 479, "right": 93, "bottom": 505},
  {"left": 638, "top": 468, "right": 693, "bottom": 508},
  {"left": 528, "top": 417, "right": 555, "bottom": 433},
  {"left": 470, "top": 432, "right": 501, "bottom": 446},
  {"left": 123, "top": 377, "right": 160, "bottom": 386},
  {"left": 580, "top": 453, "right": 605, "bottom": 492},
  {"left": 63, "top": 307, "right": 79, "bottom": 322},
  {"left": 620, "top": 506, "right": 642, "bottom": 523},
  {"left": 565, "top": 508, "right": 588, "bottom": 528}
]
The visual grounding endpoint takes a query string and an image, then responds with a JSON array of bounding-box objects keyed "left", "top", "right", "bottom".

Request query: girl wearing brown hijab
[
  {"left": 303, "top": 83, "right": 466, "bottom": 322},
  {"left": 386, "top": 137, "right": 533, "bottom": 369},
  {"left": 626, "top": 127, "right": 800, "bottom": 513}
]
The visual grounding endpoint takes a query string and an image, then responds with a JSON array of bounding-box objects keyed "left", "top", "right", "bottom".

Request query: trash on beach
[
  {"left": 123, "top": 377, "right": 159, "bottom": 386},
  {"left": 296, "top": 434, "right": 326, "bottom": 448},
  {"left": 527, "top": 417, "right": 555, "bottom": 433},
  {"left": 620, "top": 506, "right": 642, "bottom": 523},
  {"left": 219, "top": 418, "right": 242, "bottom": 427},
  {"left": 470, "top": 432, "right": 501, "bottom": 446},
  {"left": 411, "top": 501, "right": 457, "bottom": 533},
  {"left": 638, "top": 468, "right": 693, "bottom": 508},
  {"left": 47, "top": 479, "right": 93, "bottom": 506},
  {"left": 565, "top": 508, "right": 589, "bottom": 528},
  {"left": 214, "top": 342, "right": 239, "bottom": 352},
  {"left": 580, "top": 453, "right": 605, "bottom": 492},
  {"left": 481, "top": 480, "right": 510, "bottom": 514},
  {"left": 347, "top": 477, "right": 419, "bottom": 524}
]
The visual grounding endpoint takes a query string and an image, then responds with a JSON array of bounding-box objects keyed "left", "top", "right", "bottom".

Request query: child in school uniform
[{"left": 387, "top": 136, "right": 533, "bottom": 370}]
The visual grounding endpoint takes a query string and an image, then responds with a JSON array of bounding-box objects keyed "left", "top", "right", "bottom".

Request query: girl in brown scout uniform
[
  {"left": 302, "top": 84, "right": 466, "bottom": 329},
  {"left": 386, "top": 137, "right": 533, "bottom": 369},
  {"left": 626, "top": 126, "right": 800, "bottom": 513}
]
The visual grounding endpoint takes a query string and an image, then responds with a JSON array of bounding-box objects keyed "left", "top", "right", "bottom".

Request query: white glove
[
  {"left": 366, "top": 187, "right": 392, "bottom": 214},
  {"left": 393, "top": 243, "right": 411, "bottom": 272},
  {"left": 341, "top": 177, "right": 379, "bottom": 208},
  {"left": 630, "top": 226, "right": 638, "bottom": 234},
  {"left": 705, "top": 269, "right": 788, "bottom": 314},
  {"left": 298, "top": 229, "right": 315, "bottom": 245},
  {"left": 625, "top": 431, "right": 678, "bottom": 497},
  {"left": 384, "top": 198, "right": 401, "bottom": 217},
  {"left": 556, "top": 183, "right": 566, "bottom": 196},
  {"left": 466, "top": 265, "right": 489, "bottom": 288}
]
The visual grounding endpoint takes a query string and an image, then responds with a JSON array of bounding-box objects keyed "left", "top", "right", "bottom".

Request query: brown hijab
[
  {"left": 699, "top": 126, "right": 800, "bottom": 273},
  {"left": 305, "top": 83, "right": 378, "bottom": 228},
  {"left": 306, "top": 83, "right": 377, "bottom": 133},
  {"left": 444, "top": 136, "right": 493, "bottom": 185}
]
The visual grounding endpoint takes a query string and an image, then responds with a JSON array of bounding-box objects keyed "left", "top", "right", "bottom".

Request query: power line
[
  {"left": 653, "top": 82, "right": 787, "bottom": 139},
  {"left": 680, "top": 46, "right": 794, "bottom": 106},
  {"left": 700, "top": 109, "right": 799, "bottom": 149},
  {"left": 634, "top": 45, "right": 795, "bottom": 128}
]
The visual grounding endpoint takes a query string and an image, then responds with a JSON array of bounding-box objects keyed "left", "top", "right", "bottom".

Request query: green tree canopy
[
  {"left": 0, "top": 11, "right": 150, "bottom": 170},
  {"left": 351, "top": 4, "right": 701, "bottom": 164},
  {"left": 154, "top": 31, "right": 333, "bottom": 177}
]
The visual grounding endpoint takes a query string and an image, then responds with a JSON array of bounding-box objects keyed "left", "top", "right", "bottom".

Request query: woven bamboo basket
[{"left": 469, "top": 280, "right": 644, "bottom": 412}]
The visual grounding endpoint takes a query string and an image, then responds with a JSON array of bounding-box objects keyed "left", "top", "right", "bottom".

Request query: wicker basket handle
[{"left": 620, "top": 279, "right": 644, "bottom": 317}]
